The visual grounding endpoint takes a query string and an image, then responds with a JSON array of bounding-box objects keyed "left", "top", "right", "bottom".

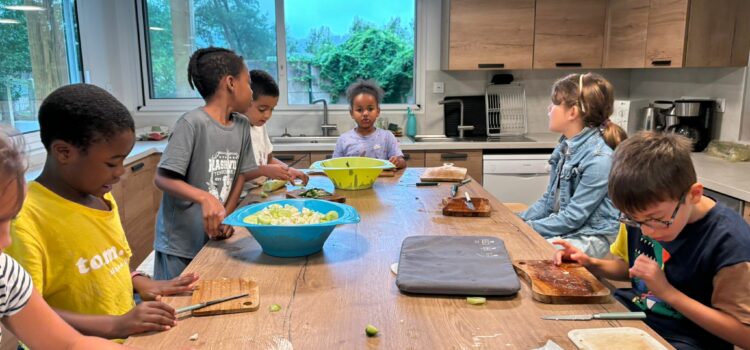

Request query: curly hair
[
  {"left": 250, "top": 70, "right": 279, "bottom": 100},
  {"left": 38, "top": 84, "right": 134, "bottom": 152},
  {"left": 0, "top": 128, "right": 27, "bottom": 214},
  {"left": 188, "top": 47, "right": 246, "bottom": 99},
  {"left": 346, "top": 79, "right": 384, "bottom": 107}
]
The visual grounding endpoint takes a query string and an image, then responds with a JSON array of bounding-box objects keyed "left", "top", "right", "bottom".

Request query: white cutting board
[{"left": 568, "top": 327, "right": 668, "bottom": 350}]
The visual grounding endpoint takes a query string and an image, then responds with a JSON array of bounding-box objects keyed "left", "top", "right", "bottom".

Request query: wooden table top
[{"left": 125, "top": 168, "right": 671, "bottom": 349}]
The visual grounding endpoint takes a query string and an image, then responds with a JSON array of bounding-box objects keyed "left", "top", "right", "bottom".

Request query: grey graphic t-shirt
[{"left": 155, "top": 108, "right": 256, "bottom": 258}]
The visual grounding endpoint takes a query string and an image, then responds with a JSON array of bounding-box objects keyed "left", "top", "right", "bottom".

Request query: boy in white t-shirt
[{"left": 226, "top": 70, "right": 308, "bottom": 214}]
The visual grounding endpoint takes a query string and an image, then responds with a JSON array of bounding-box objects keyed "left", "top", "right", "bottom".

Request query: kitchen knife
[
  {"left": 450, "top": 178, "right": 472, "bottom": 198},
  {"left": 464, "top": 192, "right": 476, "bottom": 211},
  {"left": 541, "top": 311, "right": 646, "bottom": 321},
  {"left": 175, "top": 292, "right": 250, "bottom": 314}
]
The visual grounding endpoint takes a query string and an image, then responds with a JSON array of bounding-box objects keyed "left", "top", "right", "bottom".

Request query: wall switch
[
  {"left": 716, "top": 98, "right": 726, "bottom": 112},
  {"left": 432, "top": 81, "right": 445, "bottom": 94}
]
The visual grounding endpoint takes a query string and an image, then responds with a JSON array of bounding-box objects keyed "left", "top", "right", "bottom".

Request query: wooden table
[{"left": 126, "top": 169, "right": 670, "bottom": 349}]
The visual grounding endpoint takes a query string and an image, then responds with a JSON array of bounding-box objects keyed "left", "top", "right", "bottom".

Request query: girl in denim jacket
[{"left": 519, "top": 73, "right": 627, "bottom": 258}]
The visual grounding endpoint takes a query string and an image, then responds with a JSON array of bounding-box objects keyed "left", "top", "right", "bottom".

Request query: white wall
[{"left": 77, "top": 0, "right": 748, "bottom": 142}]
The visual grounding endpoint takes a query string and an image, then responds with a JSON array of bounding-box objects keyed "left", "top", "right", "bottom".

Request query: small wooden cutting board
[
  {"left": 420, "top": 165, "right": 467, "bottom": 182},
  {"left": 513, "top": 260, "right": 610, "bottom": 304},
  {"left": 286, "top": 188, "right": 346, "bottom": 203},
  {"left": 442, "top": 197, "right": 491, "bottom": 217},
  {"left": 191, "top": 278, "right": 260, "bottom": 316}
]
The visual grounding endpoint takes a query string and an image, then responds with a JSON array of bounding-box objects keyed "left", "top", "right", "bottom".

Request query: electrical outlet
[
  {"left": 716, "top": 98, "right": 726, "bottom": 112},
  {"left": 432, "top": 81, "right": 445, "bottom": 94}
]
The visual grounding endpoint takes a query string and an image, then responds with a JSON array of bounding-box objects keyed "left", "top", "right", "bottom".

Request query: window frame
[{"left": 135, "top": 0, "right": 423, "bottom": 113}]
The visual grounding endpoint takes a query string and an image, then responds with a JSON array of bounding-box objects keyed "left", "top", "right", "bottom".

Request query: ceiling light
[{"left": 4, "top": 5, "right": 46, "bottom": 11}]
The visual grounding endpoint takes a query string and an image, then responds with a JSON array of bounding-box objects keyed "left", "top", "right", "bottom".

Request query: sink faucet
[
  {"left": 313, "top": 99, "right": 336, "bottom": 137},
  {"left": 439, "top": 99, "right": 474, "bottom": 139}
]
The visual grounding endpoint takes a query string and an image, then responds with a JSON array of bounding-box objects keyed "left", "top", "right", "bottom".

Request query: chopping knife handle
[
  {"left": 595, "top": 312, "right": 647, "bottom": 320},
  {"left": 416, "top": 182, "right": 439, "bottom": 186}
]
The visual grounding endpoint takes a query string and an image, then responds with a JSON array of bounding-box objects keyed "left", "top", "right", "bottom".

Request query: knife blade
[
  {"left": 175, "top": 292, "right": 250, "bottom": 314},
  {"left": 464, "top": 192, "right": 476, "bottom": 211},
  {"left": 541, "top": 311, "right": 646, "bottom": 321},
  {"left": 451, "top": 178, "right": 471, "bottom": 198}
]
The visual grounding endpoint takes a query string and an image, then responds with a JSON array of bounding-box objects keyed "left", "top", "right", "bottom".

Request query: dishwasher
[{"left": 483, "top": 154, "right": 551, "bottom": 205}]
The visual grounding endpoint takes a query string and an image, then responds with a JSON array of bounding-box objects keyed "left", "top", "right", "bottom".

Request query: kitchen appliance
[
  {"left": 612, "top": 99, "right": 649, "bottom": 135},
  {"left": 639, "top": 100, "right": 674, "bottom": 132},
  {"left": 664, "top": 99, "right": 715, "bottom": 152},
  {"left": 483, "top": 154, "right": 550, "bottom": 205}
]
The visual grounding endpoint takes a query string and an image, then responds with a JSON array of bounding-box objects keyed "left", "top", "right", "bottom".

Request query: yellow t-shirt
[
  {"left": 610, "top": 223, "right": 629, "bottom": 262},
  {"left": 7, "top": 181, "right": 134, "bottom": 317}
]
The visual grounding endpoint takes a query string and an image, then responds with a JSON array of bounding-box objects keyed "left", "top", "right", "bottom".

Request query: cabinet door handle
[
  {"left": 276, "top": 154, "right": 295, "bottom": 161},
  {"left": 478, "top": 63, "right": 504, "bottom": 69},
  {"left": 440, "top": 153, "right": 468, "bottom": 161},
  {"left": 403, "top": 153, "right": 411, "bottom": 160},
  {"left": 131, "top": 162, "right": 145, "bottom": 172},
  {"left": 555, "top": 62, "right": 582, "bottom": 67},
  {"left": 651, "top": 60, "right": 672, "bottom": 66}
]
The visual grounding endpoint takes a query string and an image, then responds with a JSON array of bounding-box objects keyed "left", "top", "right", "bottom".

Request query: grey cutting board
[{"left": 396, "top": 235, "right": 520, "bottom": 296}]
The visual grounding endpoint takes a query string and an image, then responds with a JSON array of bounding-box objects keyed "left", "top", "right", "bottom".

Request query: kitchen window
[
  {"left": 138, "top": 0, "right": 416, "bottom": 109},
  {"left": 0, "top": 0, "right": 83, "bottom": 134}
]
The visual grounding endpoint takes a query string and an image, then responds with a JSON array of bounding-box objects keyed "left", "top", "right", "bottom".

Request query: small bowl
[
  {"left": 223, "top": 199, "right": 360, "bottom": 257},
  {"left": 310, "top": 157, "right": 395, "bottom": 190}
]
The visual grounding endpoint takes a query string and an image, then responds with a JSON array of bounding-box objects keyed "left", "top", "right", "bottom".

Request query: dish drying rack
[{"left": 485, "top": 84, "right": 528, "bottom": 136}]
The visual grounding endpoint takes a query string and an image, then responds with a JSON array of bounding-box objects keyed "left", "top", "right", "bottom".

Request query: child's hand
[
  {"left": 263, "top": 164, "right": 292, "bottom": 181},
  {"left": 199, "top": 194, "right": 226, "bottom": 239},
  {"left": 289, "top": 168, "right": 309, "bottom": 185},
  {"left": 137, "top": 273, "right": 199, "bottom": 301},
  {"left": 214, "top": 224, "right": 234, "bottom": 240},
  {"left": 389, "top": 155, "right": 406, "bottom": 169},
  {"left": 552, "top": 239, "right": 591, "bottom": 266},
  {"left": 629, "top": 254, "right": 674, "bottom": 298},
  {"left": 115, "top": 298, "right": 176, "bottom": 337}
]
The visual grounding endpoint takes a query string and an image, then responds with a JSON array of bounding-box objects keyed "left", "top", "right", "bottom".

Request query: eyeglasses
[{"left": 618, "top": 193, "right": 686, "bottom": 229}]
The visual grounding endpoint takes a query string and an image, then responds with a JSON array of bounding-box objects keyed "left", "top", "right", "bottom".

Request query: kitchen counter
[
  {"left": 124, "top": 170, "right": 668, "bottom": 349},
  {"left": 691, "top": 153, "right": 750, "bottom": 202}
]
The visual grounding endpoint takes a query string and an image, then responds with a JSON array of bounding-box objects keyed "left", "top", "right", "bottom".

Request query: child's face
[
  {"left": 60, "top": 130, "right": 135, "bottom": 198},
  {"left": 547, "top": 102, "right": 577, "bottom": 133},
  {"left": 350, "top": 93, "right": 380, "bottom": 129},
  {"left": 230, "top": 69, "right": 253, "bottom": 113},
  {"left": 245, "top": 95, "right": 279, "bottom": 127},
  {"left": 623, "top": 194, "right": 695, "bottom": 242},
  {"left": 0, "top": 177, "right": 23, "bottom": 251}
]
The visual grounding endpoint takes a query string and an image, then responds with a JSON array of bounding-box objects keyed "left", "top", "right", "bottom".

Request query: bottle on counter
[{"left": 406, "top": 107, "right": 417, "bottom": 138}]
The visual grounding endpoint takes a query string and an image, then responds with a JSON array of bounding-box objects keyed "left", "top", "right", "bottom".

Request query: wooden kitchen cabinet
[
  {"left": 275, "top": 152, "right": 310, "bottom": 169},
  {"left": 643, "top": 0, "right": 689, "bottom": 68},
  {"left": 310, "top": 151, "right": 333, "bottom": 164},
  {"left": 111, "top": 154, "right": 162, "bottom": 270},
  {"left": 425, "top": 150, "right": 483, "bottom": 184},
  {"left": 534, "top": 0, "right": 607, "bottom": 69},
  {"left": 403, "top": 150, "right": 425, "bottom": 168},
  {"left": 604, "top": 0, "right": 651, "bottom": 68},
  {"left": 442, "top": 0, "right": 535, "bottom": 70},
  {"left": 685, "top": 0, "right": 741, "bottom": 67}
]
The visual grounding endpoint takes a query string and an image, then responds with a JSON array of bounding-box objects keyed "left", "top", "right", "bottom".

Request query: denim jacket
[{"left": 519, "top": 127, "right": 620, "bottom": 239}]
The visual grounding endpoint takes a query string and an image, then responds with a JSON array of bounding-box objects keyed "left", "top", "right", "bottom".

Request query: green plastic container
[{"left": 310, "top": 157, "right": 395, "bottom": 190}]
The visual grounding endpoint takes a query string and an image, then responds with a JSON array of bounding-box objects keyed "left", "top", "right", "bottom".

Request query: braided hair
[{"left": 187, "top": 47, "right": 246, "bottom": 99}]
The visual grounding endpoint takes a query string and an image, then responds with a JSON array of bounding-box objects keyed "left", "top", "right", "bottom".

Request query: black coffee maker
[{"left": 665, "top": 99, "right": 714, "bottom": 152}]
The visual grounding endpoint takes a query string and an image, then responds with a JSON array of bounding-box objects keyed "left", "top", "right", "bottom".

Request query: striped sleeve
[{"left": 0, "top": 253, "right": 33, "bottom": 317}]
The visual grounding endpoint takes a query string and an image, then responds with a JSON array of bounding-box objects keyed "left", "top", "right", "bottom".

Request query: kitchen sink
[
  {"left": 411, "top": 135, "right": 535, "bottom": 143},
  {"left": 271, "top": 136, "right": 339, "bottom": 144}
]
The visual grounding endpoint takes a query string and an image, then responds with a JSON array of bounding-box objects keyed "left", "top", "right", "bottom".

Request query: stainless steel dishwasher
[{"left": 483, "top": 154, "right": 551, "bottom": 205}]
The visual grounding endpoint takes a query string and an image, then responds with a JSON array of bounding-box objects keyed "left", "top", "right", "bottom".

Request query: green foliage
[{"left": 0, "top": 8, "right": 32, "bottom": 100}]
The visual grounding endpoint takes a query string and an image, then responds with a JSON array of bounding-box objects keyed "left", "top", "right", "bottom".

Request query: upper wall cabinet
[
  {"left": 606, "top": 0, "right": 750, "bottom": 68},
  {"left": 533, "top": 0, "right": 607, "bottom": 68},
  {"left": 441, "top": 0, "right": 535, "bottom": 70}
]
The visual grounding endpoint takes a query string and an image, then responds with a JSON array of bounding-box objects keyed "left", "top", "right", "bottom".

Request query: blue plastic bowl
[{"left": 223, "top": 199, "right": 360, "bottom": 257}]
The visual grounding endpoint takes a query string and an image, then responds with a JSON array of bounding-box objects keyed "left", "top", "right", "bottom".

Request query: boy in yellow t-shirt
[{"left": 8, "top": 84, "right": 198, "bottom": 339}]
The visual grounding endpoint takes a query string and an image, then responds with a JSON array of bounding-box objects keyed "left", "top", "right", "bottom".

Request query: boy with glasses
[{"left": 553, "top": 132, "right": 750, "bottom": 350}]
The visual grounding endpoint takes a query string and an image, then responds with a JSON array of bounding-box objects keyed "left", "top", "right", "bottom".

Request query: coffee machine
[{"left": 664, "top": 99, "right": 714, "bottom": 152}]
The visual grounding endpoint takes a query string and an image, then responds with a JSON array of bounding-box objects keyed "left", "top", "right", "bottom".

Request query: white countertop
[{"left": 24, "top": 137, "right": 750, "bottom": 203}]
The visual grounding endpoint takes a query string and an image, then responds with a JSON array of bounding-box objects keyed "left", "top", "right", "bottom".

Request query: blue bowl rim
[
  {"left": 310, "top": 156, "right": 395, "bottom": 170},
  {"left": 223, "top": 199, "right": 360, "bottom": 228}
]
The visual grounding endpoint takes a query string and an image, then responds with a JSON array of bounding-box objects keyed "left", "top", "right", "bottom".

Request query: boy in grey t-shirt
[{"left": 153, "top": 48, "right": 260, "bottom": 280}]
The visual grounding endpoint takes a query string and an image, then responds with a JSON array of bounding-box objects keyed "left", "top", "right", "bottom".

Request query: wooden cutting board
[
  {"left": 191, "top": 278, "right": 260, "bottom": 316},
  {"left": 568, "top": 327, "right": 668, "bottom": 350},
  {"left": 420, "top": 165, "right": 467, "bottom": 182},
  {"left": 442, "top": 197, "right": 491, "bottom": 217},
  {"left": 286, "top": 188, "right": 346, "bottom": 203},
  {"left": 513, "top": 260, "right": 610, "bottom": 304},
  {"left": 379, "top": 169, "right": 397, "bottom": 177}
]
